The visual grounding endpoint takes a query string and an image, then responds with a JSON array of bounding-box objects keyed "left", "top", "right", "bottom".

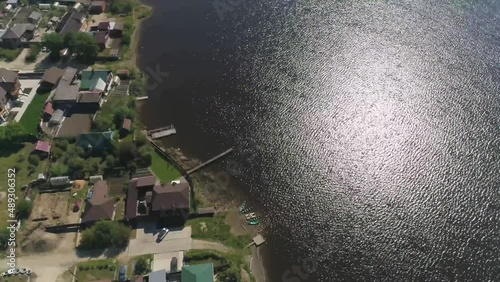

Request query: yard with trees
[
  {"left": 42, "top": 32, "right": 99, "bottom": 63},
  {"left": 79, "top": 221, "right": 131, "bottom": 250}
]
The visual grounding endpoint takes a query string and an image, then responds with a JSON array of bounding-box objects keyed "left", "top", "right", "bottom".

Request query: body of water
[{"left": 139, "top": 0, "right": 500, "bottom": 280}]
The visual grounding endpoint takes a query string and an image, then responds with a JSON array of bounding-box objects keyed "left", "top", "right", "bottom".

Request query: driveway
[
  {"left": 10, "top": 79, "right": 42, "bottom": 122},
  {"left": 128, "top": 223, "right": 192, "bottom": 257},
  {"left": 152, "top": 251, "right": 183, "bottom": 272}
]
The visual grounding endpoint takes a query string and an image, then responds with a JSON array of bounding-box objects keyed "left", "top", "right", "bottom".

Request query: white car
[{"left": 157, "top": 228, "right": 169, "bottom": 241}]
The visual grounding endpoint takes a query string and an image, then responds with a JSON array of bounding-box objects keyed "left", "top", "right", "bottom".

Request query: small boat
[{"left": 249, "top": 220, "right": 259, "bottom": 225}]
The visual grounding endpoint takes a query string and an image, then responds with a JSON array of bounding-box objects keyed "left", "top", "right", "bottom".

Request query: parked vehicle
[
  {"left": 157, "top": 228, "right": 169, "bottom": 242},
  {"left": 119, "top": 265, "right": 127, "bottom": 282}
]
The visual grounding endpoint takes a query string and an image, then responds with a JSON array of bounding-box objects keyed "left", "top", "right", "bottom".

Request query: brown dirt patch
[
  {"left": 72, "top": 180, "right": 87, "bottom": 192},
  {"left": 29, "top": 192, "right": 70, "bottom": 222}
]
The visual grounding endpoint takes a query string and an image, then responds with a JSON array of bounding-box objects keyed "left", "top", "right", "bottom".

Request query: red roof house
[{"left": 33, "top": 141, "right": 51, "bottom": 156}]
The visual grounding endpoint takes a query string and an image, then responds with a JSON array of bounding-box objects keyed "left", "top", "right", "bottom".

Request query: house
[
  {"left": 56, "top": 11, "right": 84, "bottom": 36},
  {"left": 181, "top": 263, "right": 215, "bottom": 282},
  {"left": 0, "top": 88, "right": 7, "bottom": 115},
  {"left": 50, "top": 16, "right": 60, "bottom": 24},
  {"left": 94, "top": 31, "right": 108, "bottom": 51},
  {"left": 125, "top": 177, "right": 190, "bottom": 223},
  {"left": 43, "top": 101, "right": 54, "bottom": 121},
  {"left": 53, "top": 84, "right": 79, "bottom": 106},
  {"left": 89, "top": 1, "right": 106, "bottom": 14},
  {"left": 28, "top": 12, "right": 42, "bottom": 24},
  {"left": 76, "top": 131, "right": 115, "bottom": 152},
  {"left": 41, "top": 66, "right": 78, "bottom": 90},
  {"left": 40, "top": 67, "right": 65, "bottom": 89},
  {"left": 0, "top": 68, "right": 20, "bottom": 97},
  {"left": 120, "top": 118, "right": 131, "bottom": 137},
  {"left": 6, "top": 0, "right": 18, "bottom": 9},
  {"left": 33, "top": 141, "right": 51, "bottom": 158},
  {"left": 148, "top": 269, "right": 166, "bottom": 282},
  {"left": 1, "top": 24, "right": 35, "bottom": 49},
  {"left": 81, "top": 180, "right": 115, "bottom": 224},
  {"left": 109, "top": 21, "right": 123, "bottom": 38},
  {"left": 79, "top": 70, "right": 113, "bottom": 92},
  {"left": 77, "top": 91, "right": 103, "bottom": 112},
  {"left": 97, "top": 21, "right": 110, "bottom": 31},
  {"left": 151, "top": 182, "right": 190, "bottom": 216}
]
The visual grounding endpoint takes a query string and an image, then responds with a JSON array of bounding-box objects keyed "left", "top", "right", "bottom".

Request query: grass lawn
[
  {"left": 184, "top": 249, "right": 251, "bottom": 281},
  {"left": 150, "top": 149, "right": 182, "bottom": 183},
  {"left": 186, "top": 213, "right": 252, "bottom": 249},
  {"left": 0, "top": 276, "right": 30, "bottom": 282},
  {"left": 75, "top": 259, "right": 118, "bottom": 282},
  {"left": 18, "top": 91, "right": 50, "bottom": 135},
  {"left": 0, "top": 143, "right": 49, "bottom": 229}
]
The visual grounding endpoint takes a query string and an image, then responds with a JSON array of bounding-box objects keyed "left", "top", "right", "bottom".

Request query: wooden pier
[
  {"left": 245, "top": 235, "right": 266, "bottom": 248},
  {"left": 147, "top": 125, "right": 176, "bottom": 139},
  {"left": 186, "top": 148, "right": 234, "bottom": 175},
  {"left": 136, "top": 96, "right": 149, "bottom": 101}
]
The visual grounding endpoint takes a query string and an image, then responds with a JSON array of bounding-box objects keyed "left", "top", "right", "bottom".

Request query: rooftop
[
  {"left": 181, "top": 263, "right": 214, "bottom": 282},
  {"left": 53, "top": 84, "right": 79, "bottom": 101},
  {"left": 151, "top": 182, "right": 190, "bottom": 211},
  {"left": 28, "top": 11, "right": 42, "bottom": 21},
  {"left": 40, "top": 67, "right": 64, "bottom": 85},
  {"left": 34, "top": 141, "right": 51, "bottom": 153},
  {"left": 0, "top": 68, "right": 17, "bottom": 83}
]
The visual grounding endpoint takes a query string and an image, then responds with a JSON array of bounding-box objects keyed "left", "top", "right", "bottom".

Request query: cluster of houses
[
  {"left": 0, "top": 0, "right": 123, "bottom": 53},
  {"left": 0, "top": 67, "right": 20, "bottom": 118},
  {"left": 39, "top": 67, "right": 115, "bottom": 137}
]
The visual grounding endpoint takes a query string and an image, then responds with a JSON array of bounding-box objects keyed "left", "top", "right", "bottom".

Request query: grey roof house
[
  {"left": 1, "top": 24, "right": 35, "bottom": 49},
  {"left": 28, "top": 11, "right": 42, "bottom": 24}
]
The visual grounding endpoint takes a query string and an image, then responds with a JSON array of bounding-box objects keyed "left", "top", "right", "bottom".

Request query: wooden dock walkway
[
  {"left": 147, "top": 124, "right": 176, "bottom": 139},
  {"left": 186, "top": 148, "right": 234, "bottom": 175},
  {"left": 136, "top": 96, "right": 149, "bottom": 101}
]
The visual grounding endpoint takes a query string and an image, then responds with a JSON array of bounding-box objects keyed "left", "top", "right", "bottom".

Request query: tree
[
  {"left": 79, "top": 221, "right": 131, "bottom": 250},
  {"left": 117, "top": 141, "right": 136, "bottom": 165},
  {"left": 137, "top": 146, "right": 152, "bottom": 167},
  {"left": 50, "top": 163, "right": 69, "bottom": 176},
  {"left": 67, "top": 157, "right": 84, "bottom": 171},
  {"left": 17, "top": 199, "right": 33, "bottom": 219},
  {"left": 109, "top": 0, "right": 135, "bottom": 14},
  {"left": 41, "top": 33, "right": 64, "bottom": 59},
  {"left": 54, "top": 139, "right": 69, "bottom": 150},
  {"left": 219, "top": 266, "right": 239, "bottom": 282},
  {"left": 105, "top": 155, "right": 115, "bottom": 168},
  {"left": 64, "top": 32, "right": 99, "bottom": 63},
  {"left": 93, "top": 115, "right": 114, "bottom": 132},
  {"left": 134, "top": 256, "right": 151, "bottom": 274},
  {"left": 28, "top": 154, "right": 40, "bottom": 166}
]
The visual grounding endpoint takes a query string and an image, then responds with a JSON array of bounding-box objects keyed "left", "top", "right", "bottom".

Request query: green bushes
[
  {"left": 25, "top": 44, "right": 42, "bottom": 63},
  {"left": 17, "top": 199, "right": 33, "bottom": 219},
  {"left": 79, "top": 221, "right": 131, "bottom": 250},
  {"left": 0, "top": 48, "right": 22, "bottom": 62}
]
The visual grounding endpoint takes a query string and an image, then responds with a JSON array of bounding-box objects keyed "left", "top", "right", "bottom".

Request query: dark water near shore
[{"left": 139, "top": 0, "right": 500, "bottom": 280}]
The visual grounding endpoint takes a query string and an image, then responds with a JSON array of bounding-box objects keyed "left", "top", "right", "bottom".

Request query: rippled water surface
[{"left": 139, "top": 0, "right": 500, "bottom": 280}]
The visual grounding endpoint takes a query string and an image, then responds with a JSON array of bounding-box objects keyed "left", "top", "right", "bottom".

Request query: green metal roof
[
  {"left": 76, "top": 131, "right": 115, "bottom": 150},
  {"left": 80, "top": 70, "right": 111, "bottom": 90},
  {"left": 181, "top": 263, "right": 214, "bottom": 282}
]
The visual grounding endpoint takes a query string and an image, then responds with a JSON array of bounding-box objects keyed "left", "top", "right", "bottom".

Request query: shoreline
[{"left": 131, "top": 2, "right": 268, "bottom": 281}]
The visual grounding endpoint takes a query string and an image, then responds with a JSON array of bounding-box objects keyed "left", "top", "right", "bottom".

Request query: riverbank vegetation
[{"left": 186, "top": 213, "right": 252, "bottom": 249}]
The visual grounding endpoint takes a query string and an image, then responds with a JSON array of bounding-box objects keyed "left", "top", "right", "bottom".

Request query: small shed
[
  {"left": 28, "top": 11, "right": 42, "bottom": 24},
  {"left": 49, "top": 176, "right": 71, "bottom": 186},
  {"left": 33, "top": 141, "right": 51, "bottom": 157},
  {"left": 89, "top": 175, "right": 103, "bottom": 184},
  {"left": 39, "top": 3, "right": 51, "bottom": 10},
  {"left": 49, "top": 109, "right": 64, "bottom": 125},
  {"left": 120, "top": 118, "right": 131, "bottom": 137}
]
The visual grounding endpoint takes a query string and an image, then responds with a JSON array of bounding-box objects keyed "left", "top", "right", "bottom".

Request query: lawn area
[
  {"left": 184, "top": 249, "right": 251, "bottom": 281},
  {"left": 0, "top": 143, "right": 49, "bottom": 228},
  {"left": 186, "top": 213, "right": 252, "bottom": 249},
  {"left": 18, "top": 91, "right": 50, "bottom": 135},
  {"left": 150, "top": 149, "right": 182, "bottom": 183},
  {"left": 75, "top": 259, "right": 118, "bottom": 282},
  {"left": 0, "top": 275, "right": 30, "bottom": 282}
]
